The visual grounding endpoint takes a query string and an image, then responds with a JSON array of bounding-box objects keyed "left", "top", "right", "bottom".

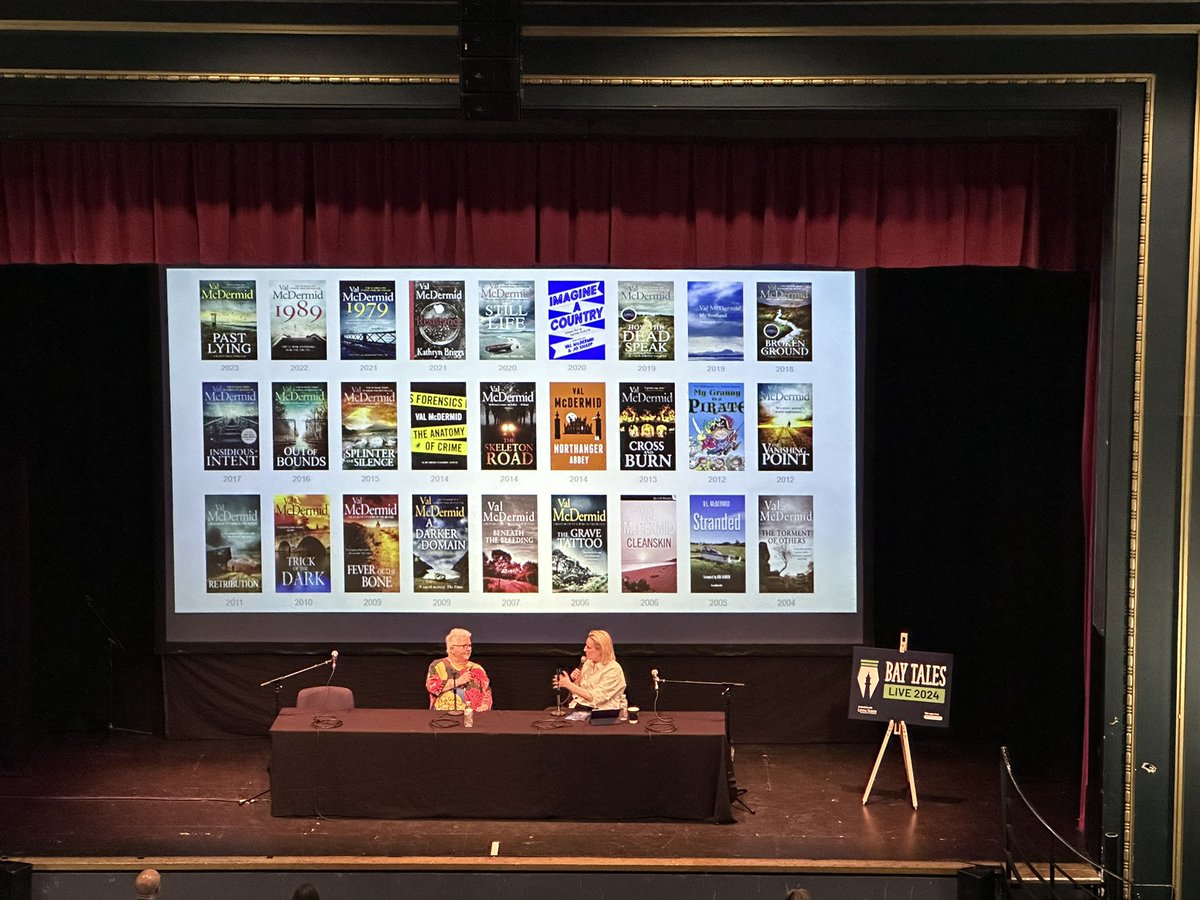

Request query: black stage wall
[{"left": 0, "top": 264, "right": 1089, "bottom": 775}]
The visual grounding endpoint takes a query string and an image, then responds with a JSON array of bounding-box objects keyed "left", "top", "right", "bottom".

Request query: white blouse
[{"left": 571, "top": 659, "right": 627, "bottom": 709}]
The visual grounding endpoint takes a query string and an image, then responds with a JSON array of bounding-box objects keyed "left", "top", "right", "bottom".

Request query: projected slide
[{"left": 164, "top": 267, "right": 860, "bottom": 644}]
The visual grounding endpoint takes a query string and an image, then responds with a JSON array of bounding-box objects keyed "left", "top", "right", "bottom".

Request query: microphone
[
  {"left": 445, "top": 665, "right": 463, "bottom": 713},
  {"left": 651, "top": 668, "right": 659, "bottom": 693},
  {"left": 330, "top": 649, "right": 338, "bottom": 674}
]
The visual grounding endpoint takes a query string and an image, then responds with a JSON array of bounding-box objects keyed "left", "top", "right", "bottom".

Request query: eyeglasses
[{"left": 451, "top": 643, "right": 472, "bottom": 648}]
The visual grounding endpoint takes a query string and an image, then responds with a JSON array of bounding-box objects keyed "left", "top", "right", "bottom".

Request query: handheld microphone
[
  {"left": 330, "top": 649, "right": 338, "bottom": 674},
  {"left": 651, "top": 668, "right": 659, "bottom": 692}
]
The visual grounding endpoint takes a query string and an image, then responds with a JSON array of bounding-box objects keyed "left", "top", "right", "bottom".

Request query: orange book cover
[{"left": 549, "top": 382, "right": 607, "bottom": 471}]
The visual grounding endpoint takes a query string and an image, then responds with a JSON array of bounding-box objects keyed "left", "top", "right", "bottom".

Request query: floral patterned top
[{"left": 425, "top": 658, "right": 493, "bottom": 711}]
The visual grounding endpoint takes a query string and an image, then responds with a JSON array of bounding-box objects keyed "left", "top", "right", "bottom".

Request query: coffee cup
[{"left": 627, "top": 706, "right": 640, "bottom": 723}]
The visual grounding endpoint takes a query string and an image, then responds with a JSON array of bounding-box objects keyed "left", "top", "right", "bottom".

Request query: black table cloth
[{"left": 269, "top": 708, "right": 734, "bottom": 823}]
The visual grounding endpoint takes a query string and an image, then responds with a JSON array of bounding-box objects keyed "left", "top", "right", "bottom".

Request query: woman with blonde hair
[{"left": 553, "top": 628, "right": 626, "bottom": 709}]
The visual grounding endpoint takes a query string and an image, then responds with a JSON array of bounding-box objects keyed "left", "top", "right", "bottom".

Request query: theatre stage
[{"left": 0, "top": 727, "right": 1090, "bottom": 885}]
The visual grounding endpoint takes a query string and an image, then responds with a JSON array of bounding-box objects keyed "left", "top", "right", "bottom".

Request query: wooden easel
[{"left": 862, "top": 631, "right": 919, "bottom": 809}]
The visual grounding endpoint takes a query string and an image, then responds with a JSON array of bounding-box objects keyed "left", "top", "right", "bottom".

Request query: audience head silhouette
[{"left": 134, "top": 869, "right": 160, "bottom": 900}]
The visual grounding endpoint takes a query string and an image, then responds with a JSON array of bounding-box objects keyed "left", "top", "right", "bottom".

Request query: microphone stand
[
  {"left": 656, "top": 675, "right": 754, "bottom": 814},
  {"left": 83, "top": 594, "right": 152, "bottom": 737},
  {"left": 446, "top": 666, "right": 464, "bottom": 716},
  {"left": 260, "top": 656, "right": 336, "bottom": 715},
  {"left": 429, "top": 665, "right": 465, "bottom": 721},
  {"left": 549, "top": 668, "right": 568, "bottom": 717},
  {"left": 242, "top": 654, "right": 334, "bottom": 808}
]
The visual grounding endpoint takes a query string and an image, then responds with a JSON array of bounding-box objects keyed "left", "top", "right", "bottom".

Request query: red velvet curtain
[{"left": 0, "top": 140, "right": 1104, "bottom": 270}]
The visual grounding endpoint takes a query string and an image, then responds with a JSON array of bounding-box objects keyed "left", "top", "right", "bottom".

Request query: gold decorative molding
[
  {"left": 0, "top": 19, "right": 455, "bottom": 36},
  {"left": 1, "top": 19, "right": 1197, "bottom": 38},
  {"left": 3, "top": 69, "right": 1149, "bottom": 89},
  {"left": 525, "top": 74, "right": 1150, "bottom": 87},
  {"left": 1121, "top": 75, "right": 1153, "bottom": 898},
  {"left": 0, "top": 68, "right": 456, "bottom": 85},
  {"left": 1172, "top": 35, "right": 1200, "bottom": 899},
  {"left": 525, "top": 24, "right": 1200, "bottom": 38},
  {"left": 0, "top": 58, "right": 1156, "bottom": 891}
]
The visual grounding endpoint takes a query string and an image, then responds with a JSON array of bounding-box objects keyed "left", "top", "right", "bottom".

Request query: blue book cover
[
  {"left": 339, "top": 280, "right": 397, "bottom": 359},
  {"left": 689, "top": 494, "right": 746, "bottom": 593},
  {"left": 547, "top": 279, "right": 606, "bottom": 361},
  {"left": 687, "top": 280, "right": 743, "bottom": 360}
]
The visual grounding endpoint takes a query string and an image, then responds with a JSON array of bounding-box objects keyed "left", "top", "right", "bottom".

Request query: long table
[{"left": 269, "top": 708, "right": 734, "bottom": 823}]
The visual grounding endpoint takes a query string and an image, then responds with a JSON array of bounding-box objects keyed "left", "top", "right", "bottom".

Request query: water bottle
[
  {"left": 619, "top": 698, "right": 628, "bottom": 722},
  {"left": 464, "top": 706, "right": 474, "bottom": 728}
]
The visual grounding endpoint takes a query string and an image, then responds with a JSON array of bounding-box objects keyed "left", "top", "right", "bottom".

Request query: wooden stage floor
[{"left": 0, "top": 728, "right": 1092, "bottom": 878}]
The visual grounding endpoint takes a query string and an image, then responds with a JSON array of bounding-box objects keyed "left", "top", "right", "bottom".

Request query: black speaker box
[
  {"left": 461, "top": 21, "right": 520, "bottom": 59},
  {"left": 461, "top": 93, "right": 521, "bottom": 121},
  {"left": 956, "top": 864, "right": 1002, "bottom": 900},
  {"left": 0, "top": 862, "right": 32, "bottom": 900},
  {"left": 458, "top": 0, "right": 521, "bottom": 120},
  {"left": 461, "top": 0, "right": 519, "bottom": 21},
  {"left": 460, "top": 58, "right": 521, "bottom": 93}
]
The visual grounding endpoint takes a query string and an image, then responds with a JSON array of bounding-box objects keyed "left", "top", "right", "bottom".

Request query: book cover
[
  {"left": 204, "top": 494, "right": 262, "bottom": 593},
  {"left": 269, "top": 279, "right": 328, "bottom": 360},
  {"left": 549, "top": 382, "right": 607, "bottom": 471},
  {"left": 202, "top": 382, "right": 260, "bottom": 470},
  {"left": 199, "top": 279, "right": 257, "bottom": 360},
  {"left": 480, "top": 381, "right": 537, "bottom": 470},
  {"left": 618, "top": 382, "right": 676, "bottom": 471},
  {"left": 757, "top": 382, "right": 814, "bottom": 471},
  {"left": 479, "top": 279, "right": 536, "bottom": 360},
  {"left": 617, "top": 280, "right": 675, "bottom": 361},
  {"left": 272, "top": 382, "right": 329, "bottom": 470},
  {"left": 686, "top": 280, "right": 743, "bottom": 361},
  {"left": 756, "top": 281, "right": 813, "bottom": 361},
  {"left": 412, "top": 494, "right": 470, "bottom": 592},
  {"left": 620, "top": 495, "right": 677, "bottom": 593},
  {"left": 341, "top": 382, "right": 398, "bottom": 470},
  {"left": 547, "top": 279, "right": 606, "bottom": 361},
  {"left": 758, "top": 494, "right": 815, "bottom": 593},
  {"left": 687, "top": 383, "right": 745, "bottom": 471},
  {"left": 273, "top": 494, "right": 332, "bottom": 593},
  {"left": 550, "top": 494, "right": 608, "bottom": 592},
  {"left": 410, "top": 280, "right": 467, "bottom": 360},
  {"left": 339, "top": 280, "right": 397, "bottom": 359},
  {"left": 689, "top": 495, "right": 747, "bottom": 593},
  {"left": 343, "top": 493, "right": 401, "bottom": 593},
  {"left": 410, "top": 381, "right": 468, "bottom": 469},
  {"left": 481, "top": 494, "right": 539, "bottom": 593}
]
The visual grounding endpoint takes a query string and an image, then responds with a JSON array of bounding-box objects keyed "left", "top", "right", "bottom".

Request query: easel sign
[
  {"left": 848, "top": 642, "right": 954, "bottom": 728},
  {"left": 850, "top": 634, "right": 954, "bottom": 809}
]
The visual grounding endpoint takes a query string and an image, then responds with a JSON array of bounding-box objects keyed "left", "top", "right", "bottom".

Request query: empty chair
[{"left": 295, "top": 685, "right": 355, "bottom": 710}]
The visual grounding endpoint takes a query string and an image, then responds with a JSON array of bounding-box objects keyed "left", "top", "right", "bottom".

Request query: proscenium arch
[{"left": 1, "top": 13, "right": 1197, "bottom": 898}]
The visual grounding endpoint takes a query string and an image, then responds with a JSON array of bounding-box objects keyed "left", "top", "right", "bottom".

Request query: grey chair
[{"left": 295, "top": 685, "right": 355, "bottom": 711}]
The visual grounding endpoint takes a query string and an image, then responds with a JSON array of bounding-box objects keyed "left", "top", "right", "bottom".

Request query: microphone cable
[
  {"left": 531, "top": 714, "right": 573, "bottom": 731},
  {"left": 646, "top": 684, "right": 677, "bottom": 734}
]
